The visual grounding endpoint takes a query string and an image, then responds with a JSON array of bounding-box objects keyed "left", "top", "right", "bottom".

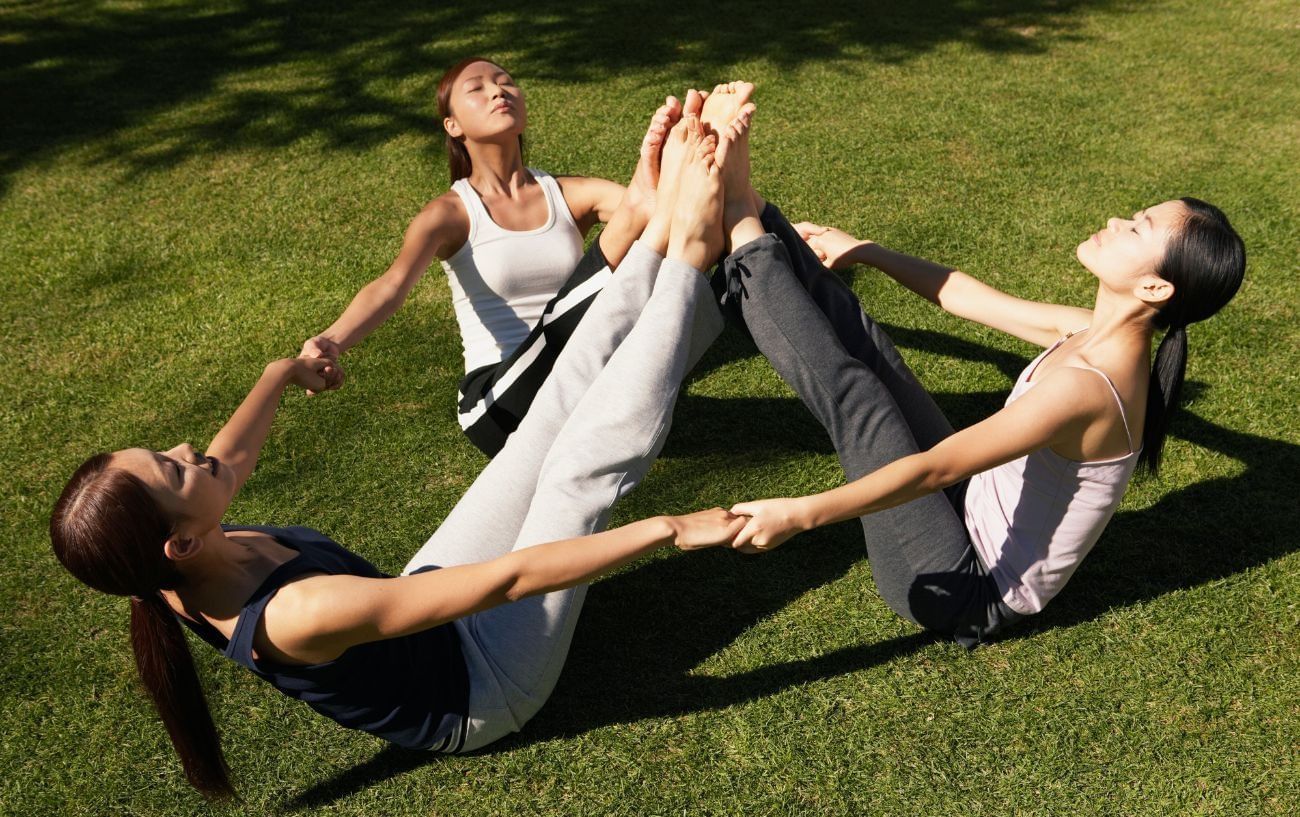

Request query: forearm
[
  {"left": 318, "top": 277, "right": 410, "bottom": 353},
  {"left": 367, "top": 516, "right": 676, "bottom": 641},
  {"left": 207, "top": 360, "right": 296, "bottom": 489},
  {"left": 500, "top": 516, "right": 676, "bottom": 602},
  {"left": 853, "top": 242, "right": 963, "bottom": 308},
  {"left": 802, "top": 452, "right": 953, "bottom": 528}
]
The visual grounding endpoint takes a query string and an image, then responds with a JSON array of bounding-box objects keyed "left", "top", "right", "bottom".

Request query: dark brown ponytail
[
  {"left": 435, "top": 56, "right": 524, "bottom": 182},
  {"left": 1140, "top": 198, "right": 1246, "bottom": 475},
  {"left": 51, "top": 454, "right": 234, "bottom": 799}
]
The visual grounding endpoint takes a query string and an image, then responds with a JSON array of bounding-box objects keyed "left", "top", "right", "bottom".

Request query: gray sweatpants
[
  {"left": 402, "top": 241, "right": 724, "bottom": 751},
  {"left": 723, "top": 205, "right": 1021, "bottom": 647}
]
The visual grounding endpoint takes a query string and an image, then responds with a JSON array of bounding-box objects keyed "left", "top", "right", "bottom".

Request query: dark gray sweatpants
[{"left": 722, "top": 205, "right": 1021, "bottom": 646}]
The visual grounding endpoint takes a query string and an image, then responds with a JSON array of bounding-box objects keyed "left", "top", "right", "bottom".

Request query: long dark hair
[
  {"left": 1140, "top": 197, "right": 1246, "bottom": 474},
  {"left": 50, "top": 454, "right": 234, "bottom": 799},
  {"left": 435, "top": 56, "right": 525, "bottom": 182}
]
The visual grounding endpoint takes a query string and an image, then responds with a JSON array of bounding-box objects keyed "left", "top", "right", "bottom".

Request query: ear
[
  {"left": 163, "top": 534, "right": 203, "bottom": 562},
  {"left": 1134, "top": 275, "right": 1175, "bottom": 307},
  {"left": 443, "top": 116, "right": 463, "bottom": 139}
]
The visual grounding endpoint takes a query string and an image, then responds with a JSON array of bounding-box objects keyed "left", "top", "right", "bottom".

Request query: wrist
[
  {"left": 792, "top": 496, "right": 821, "bottom": 531},
  {"left": 264, "top": 358, "right": 297, "bottom": 383},
  {"left": 656, "top": 515, "right": 681, "bottom": 548},
  {"left": 851, "top": 240, "right": 882, "bottom": 267}
]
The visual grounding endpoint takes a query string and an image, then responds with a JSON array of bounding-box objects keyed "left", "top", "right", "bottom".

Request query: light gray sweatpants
[{"left": 402, "top": 241, "right": 723, "bottom": 751}]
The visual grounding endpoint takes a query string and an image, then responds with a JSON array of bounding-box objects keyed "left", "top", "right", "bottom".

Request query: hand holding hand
[
  {"left": 287, "top": 356, "right": 342, "bottom": 393},
  {"left": 668, "top": 508, "right": 749, "bottom": 551},
  {"left": 793, "top": 221, "right": 871, "bottom": 271},
  {"left": 300, "top": 335, "right": 345, "bottom": 395},
  {"left": 727, "top": 497, "right": 812, "bottom": 554}
]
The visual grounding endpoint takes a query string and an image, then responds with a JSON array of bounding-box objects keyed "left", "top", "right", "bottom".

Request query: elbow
[
  {"left": 498, "top": 557, "right": 534, "bottom": 604},
  {"left": 915, "top": 451, "right": 964, "bottom": 493},
  {"left": 502, "top": 580, "right": 529, "bottom": 605}
]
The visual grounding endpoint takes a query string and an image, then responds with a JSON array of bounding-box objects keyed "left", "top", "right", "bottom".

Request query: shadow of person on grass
[{"left": 281, "top": 378, "right": 1298, "bottom": 811}]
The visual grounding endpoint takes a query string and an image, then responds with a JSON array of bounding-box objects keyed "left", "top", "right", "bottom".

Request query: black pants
[
  {"left": 457, "top": 241, "right": 614, "bottom": 457},
  {"left": 721, "top": 205, "right": 1022, "bottom": 647}
]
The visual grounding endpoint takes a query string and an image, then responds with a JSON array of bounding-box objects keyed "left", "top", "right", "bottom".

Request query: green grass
[{"left": 3, "top": 0, "right": 1298, "bottom": 814}]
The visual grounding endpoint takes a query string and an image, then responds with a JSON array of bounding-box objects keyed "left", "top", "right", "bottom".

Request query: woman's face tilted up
[
  {"left": 1076, "top": 199, "right": 1188, "bottom": 297},
  {"left": 442, "top": 60, "right": 527, "bottom": 144},
  {"left": 110, "top": 444, "right": 236, "bottom": 542}
]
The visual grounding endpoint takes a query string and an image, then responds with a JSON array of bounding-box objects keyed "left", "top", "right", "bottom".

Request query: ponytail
[
  {"left": 130, "top": 594, "right": 233, "bottom": 799},
  {"left": 1138, "top": 325, "right": 1187, "bottom": 475},
  {"left": 52, "top": 455, "right": 234, "bottom": 799},
  {"left": 1139, "top": 197, "right": 1245, "bottom": 476}
]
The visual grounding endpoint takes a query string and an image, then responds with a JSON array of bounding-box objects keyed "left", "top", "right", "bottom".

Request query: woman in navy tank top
[{"left": 50, "top": 91, "right": 757, "bottom": 799}]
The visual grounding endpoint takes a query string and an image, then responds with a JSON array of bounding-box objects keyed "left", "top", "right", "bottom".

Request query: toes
[{"left": 683, "top": 88, "right": 703, "bottom": 116}]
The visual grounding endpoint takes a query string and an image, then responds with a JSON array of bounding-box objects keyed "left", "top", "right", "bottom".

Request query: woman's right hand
[
  {"left": 794, "top": 221, "right": 872, "bottom": 271},
  {"left": 667, "top": 508, "right": 748, "bottom": 551},
  {"left": 300, "top": 335, "right": 345, "bottom": 395},
  {"left": 286, "top": 356, "right": 343, "bottom": 393}
]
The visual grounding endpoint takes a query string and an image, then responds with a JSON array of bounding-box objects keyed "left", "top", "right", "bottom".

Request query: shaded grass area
[{"left": 2, "top": 0, "right": 1298, "bottom": 814}]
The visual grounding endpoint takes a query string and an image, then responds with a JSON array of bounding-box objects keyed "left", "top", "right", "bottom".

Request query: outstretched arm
[
  {"left": 205, "top": 357, "right": 335, "bottom": 494},
  {"left": 299, "top": 197, "right": 465, "bottom": 386},
  {"left": 259, "top": 510, "right": 746, "bottom": 664},
  {"left": 729, "top": 367, "right": 1112, "bottom": 552},
  {"left": 798, "top": 223, "right": 1093, "bottom": 348}
]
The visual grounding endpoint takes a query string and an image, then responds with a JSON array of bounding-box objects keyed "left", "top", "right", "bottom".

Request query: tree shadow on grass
[
  {"left": 281, "top": 377, "right": 1299, "bottom": 810},
  {"left": 3, "top": 0, "right": 1128, "bottom": 196}
]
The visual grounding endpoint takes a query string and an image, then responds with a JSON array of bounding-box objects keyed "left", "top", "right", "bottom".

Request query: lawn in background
[{"left": 2, "top": 0, "right": 1297, "bottom": 814}]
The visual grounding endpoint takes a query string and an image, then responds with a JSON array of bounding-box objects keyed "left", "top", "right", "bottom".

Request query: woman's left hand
[
  {"left": 727, "top": 498, "right": 812, "bottom": 554},
  {"left": 668, "top": 508, "right": 749, "bottom": 551},
  {"left": 287, "top": 356, "right": 343, "bottom": 392}
]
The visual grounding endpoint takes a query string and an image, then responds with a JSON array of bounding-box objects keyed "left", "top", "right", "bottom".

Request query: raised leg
[
  {"left": 723, "top": 231, "right": 973, "bottom": 628},
  {"left": 450, "top": 118, "right": 727, "bottom": 746}
]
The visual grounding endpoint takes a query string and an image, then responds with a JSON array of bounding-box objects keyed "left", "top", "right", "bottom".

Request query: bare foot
[
  {"left": 716, "top": 104, "right": 763, "bottom": 252},
  {"left": 623, "top": 96, "right": 683, "bottom": 224},
  {"left": 700, "top": 81, "right": 754, "bottom": 138},
  {"left": 641, "top": 89, "right": 704, "bottom": 253},
  {"left": 667, "top": 131, "right": 725, "bottom": 271}
]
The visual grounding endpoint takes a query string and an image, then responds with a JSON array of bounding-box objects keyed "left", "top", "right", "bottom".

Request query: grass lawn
[{"left": 2, "top": 0, "right": 1297, "bottom": 814}]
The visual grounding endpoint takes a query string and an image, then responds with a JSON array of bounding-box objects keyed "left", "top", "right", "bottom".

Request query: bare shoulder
[
  {"left": 1030, "top": 364, "right": 1117, "bottom": 417},
  {"left": 405, "top": 191, "right": 469, "bottom": 259},
  {"left": 256, "top": 572, "right": 341, "bottom": 661}
]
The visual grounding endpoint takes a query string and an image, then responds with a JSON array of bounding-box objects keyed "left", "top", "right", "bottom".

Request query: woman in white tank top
[
  {"left": 716, "top": 172, "right": 1245, "bottom": 645},
  {"left": 298, "top": 57, "right": 670, "bottom": 456}
]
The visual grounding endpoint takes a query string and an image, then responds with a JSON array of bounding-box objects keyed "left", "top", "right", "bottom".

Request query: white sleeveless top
[
  {"left": 441, "top": 169, "right": 585, "bottom": 372},
  {"left": 965, "top": 333, "right": 1141, "bottom": 615}
]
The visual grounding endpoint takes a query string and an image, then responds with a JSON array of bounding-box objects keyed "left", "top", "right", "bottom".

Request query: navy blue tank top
[{"left": 178, "top": 525, "right": 470, "bottom": 751}]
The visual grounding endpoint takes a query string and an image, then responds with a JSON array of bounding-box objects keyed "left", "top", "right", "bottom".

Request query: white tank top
[
  {"left": 965, "top": 333, "right": 1140, "bottom": 615},
  {"left": 440, "top": 168, "right": 585, "bottom": 372}
]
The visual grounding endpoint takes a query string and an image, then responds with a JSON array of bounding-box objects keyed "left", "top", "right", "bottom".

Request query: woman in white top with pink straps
[
  {"left": 300, "top": 57, "right": 681, "bottom": 456},
  {"left": 714, "top": 182, "right": 1245, "bottom": 645}
]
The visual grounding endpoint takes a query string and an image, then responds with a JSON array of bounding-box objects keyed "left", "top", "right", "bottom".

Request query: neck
[
  {"left": 1080, "top": 283, "right": 1158, "bottom": 359},
  {"left": 167, "top": 527, "right": 281, "bottom": 615},
  {"left": 464, "top": 138, "right": 528, "bottom": 194}
]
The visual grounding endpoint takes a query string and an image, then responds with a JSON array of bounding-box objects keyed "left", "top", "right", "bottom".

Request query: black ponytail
[
  {"left": 131, "top": 593, "right": 234, "bottom": 799},
  {"left": 1139, "top": 198, "right": 1245, "bottom": 474},
  {"left": 52, "top": 456, "right": 235, "bottom": 799}
]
